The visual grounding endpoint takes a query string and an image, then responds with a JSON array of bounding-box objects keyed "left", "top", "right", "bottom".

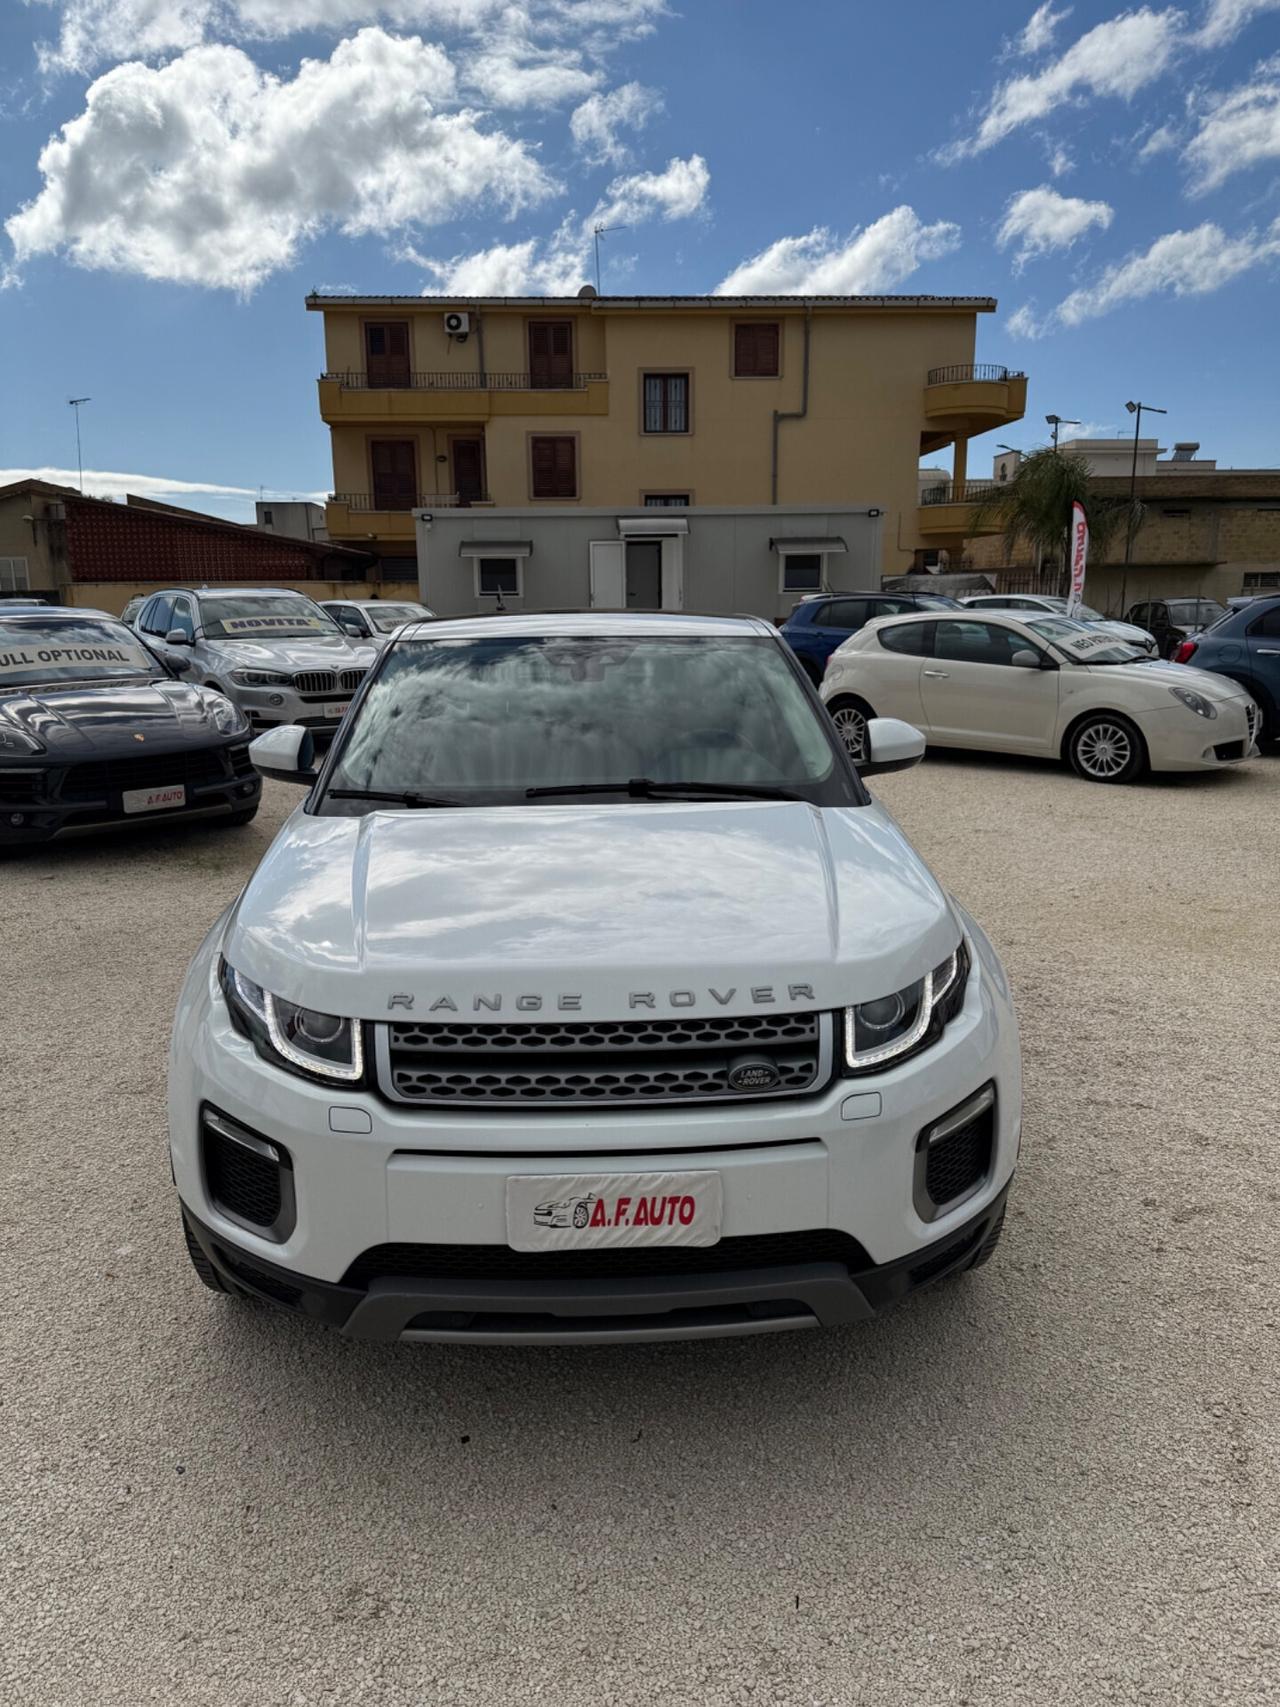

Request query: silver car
[
  {"left": 959, "top": 593, "right": 1158, "bottom": 655},
  {"left": 319, "top": 598, "right": 436, "bottom": 650},
  {"left": 134, "top": 587, "right": 378, "bottom": 743}
]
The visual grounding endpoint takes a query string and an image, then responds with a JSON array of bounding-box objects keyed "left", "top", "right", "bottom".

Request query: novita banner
[{"left": 1066, "top": 501, "right": 1089, "bottom": 617}]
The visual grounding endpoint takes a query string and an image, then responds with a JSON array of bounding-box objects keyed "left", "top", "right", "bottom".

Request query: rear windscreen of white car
[
  {"left": 324, "top": 634, "right": 849, "bottom": 806},
  {"left": 200, "top": 597, "right": 338, "bottom": 639},
  {"left": 0, "top": 619, "right": 159, "bottom": 685},
  {"left": 1025, "top": 618, "right": 1142, "bottom": 664},
  {"left": 367, "top": 606, "right": 429, "bottom": 632}
]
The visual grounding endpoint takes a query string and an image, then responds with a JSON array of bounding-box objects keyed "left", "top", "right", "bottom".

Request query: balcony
[
  {"left": 325, "top": 491, "right": 490, "bottom": 542},
  {"left": 918, "top": 480, "right": 1004, "bottom": 541},
  {"left": 318, "top": 371, "right": 610, "bottom": 424},
  {"left": 922, "top": 364, "right": 1027, "bottom": 451}
]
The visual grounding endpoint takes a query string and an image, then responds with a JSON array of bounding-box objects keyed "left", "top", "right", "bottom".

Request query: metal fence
[
  {"left": 329, "top": 492, "right": 485, "bottom": 512},
  {"left": 919, "top": 480, "right": 1003, "bottom": 505},
  {"left": 925, "top": 363, "right": 1025, "bottom": 386},
  {"left": 323, "top": 371, "right": 607, "bottom": 391}
]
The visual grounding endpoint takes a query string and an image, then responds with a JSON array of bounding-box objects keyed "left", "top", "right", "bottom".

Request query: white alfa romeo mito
[
  {"left": 822, "top": 610, "right": 1260, "bottom": 783},
  {"left": 169, "top": 613, "right": 1020, "bottom": 1345}
]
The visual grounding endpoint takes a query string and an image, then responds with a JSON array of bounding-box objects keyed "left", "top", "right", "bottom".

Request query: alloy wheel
[
  {"left": 1075, "top": 721, "right": 1132, "bottom": 779},
  {"left": 831, "top": 705, "right": 867, "bottom": 763}
]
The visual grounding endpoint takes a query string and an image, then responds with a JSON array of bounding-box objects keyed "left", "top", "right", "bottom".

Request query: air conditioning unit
[{"left": 443, "top": 311, "right": 470, "bottom": 337}]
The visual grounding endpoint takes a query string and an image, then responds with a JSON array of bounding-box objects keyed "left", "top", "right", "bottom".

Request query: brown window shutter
[
  {"left": 529, "top": 320, "right": 574, "bottom": 388},
  {"left": 532, "top": 436, "right": 576, "bottom": 498},
  {"left": 734, "top": 322, "right": 780, "bottom": 377},
  {"left": 371, "top": 439, "right": 417, "bottom": 509}
]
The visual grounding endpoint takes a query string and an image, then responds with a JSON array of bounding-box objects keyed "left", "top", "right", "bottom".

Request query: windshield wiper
[
  {"left": 525, "top": 778, "right": 804, "bottom": 802},
  {"left": 326, "top": 787, "right": 464, "bottom": 808}
]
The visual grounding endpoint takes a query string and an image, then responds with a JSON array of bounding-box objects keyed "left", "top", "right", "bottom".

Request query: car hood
[
  {"left": 1099, "top": 619, "right": 1151, "bottom": 642},
  {"left": 1080, "top": 658, "right": 1247, "bottom": 700},
  {"left": 199, "top": 635, "right": 377, "bottom": 671},
  {"left": 225, "top": 802, "right": 961, "bottom": 1021},
  {"left": 0, "top": 678, "right": 240, "bottom": 756}
]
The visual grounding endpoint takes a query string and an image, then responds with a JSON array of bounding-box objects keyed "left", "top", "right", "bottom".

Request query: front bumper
[
  {"left": 1138, "top": 694, "right": 1259, "bottom": 771},
  {"left": 221, "top": 682, "right": 354, "bottom": 742},
  {"left": 169, "top": 911, "right": 1021, "bottom": 1343},
  {"left": 182, "top": 1183, "right": 1011, "bottom": 1343},
  {"left": 0, "top": 751, "right": 261, "bottom": 845}
]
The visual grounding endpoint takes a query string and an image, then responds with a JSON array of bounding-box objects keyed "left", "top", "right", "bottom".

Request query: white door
[
  {"left": 921, "top": 619, "right": 1060, "bottom": 752},
  {"left": 589, "top": 540, "right": 625, "bottom": 608},
  {"left": 659, "top": 534, "right": 685, "bottom": 611}
]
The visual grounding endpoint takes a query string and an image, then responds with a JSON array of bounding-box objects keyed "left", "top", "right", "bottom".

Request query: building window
[
  {"left": 370, "top": 439, "right": 418, "bottom": 511},
  {"left": 733, "top": 322, "right": 780, "bottom": 377},
  {"left": 261, "top": 509, "right": 274, "bottom": 525},
  {"left": 780, "top": 551, "right": 823, "bottom": 593},
  {"left": 530, "top": 435, "right": 578, "bottom": 499},
  {"left": 528, "top": 320, "right": 574, "bottom": 388},
  {"left": 365, "top": 321, "right": 411, "bottom": 387},
  {"left": 0, "top": 556, "right": 30, "bottom": 591},
  {"left": 643, "top": 494, "right": 690, "bottom": 508},
  {"left": 477, "top": 558, "right": 521, "bottom": 598},
  {"left": 642, "top": 373, "right": 689, "bottom": 433}
]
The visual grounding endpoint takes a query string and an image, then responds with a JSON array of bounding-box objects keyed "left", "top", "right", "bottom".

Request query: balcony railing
[
  {"left": 323, "top": 371, "right": 607, "bottom": 391},
  {"left": 919, "top": 480, "right": 1003, "bottom": 505},
  {"left": 329, "top": 491, "right": 489, "bottom": 512},
  {"left": 926, "top": 363, "right": 1025, "bottom": 386}
]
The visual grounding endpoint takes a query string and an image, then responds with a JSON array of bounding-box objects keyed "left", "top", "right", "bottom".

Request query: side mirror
[
  {"left": 1011, "top": 648, "right": 1054, "bottom": 669},
  {"left": 167, "top": 655, "right": 192, "bottom": 675},
  {"left": 165, "top": 628, "right": 192, "bottom": 646},
  {"left": 249, "top": 724, "right": 317, "bottom": 785},
  {"left": 861, "top": 717, "right": 925, "bottom": 777},
  {"left": 341, "top": 621, "right": 364, "bottom": 638}
]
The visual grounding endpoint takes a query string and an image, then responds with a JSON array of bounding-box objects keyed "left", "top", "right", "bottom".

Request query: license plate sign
[
  {"left": 122, "top": 783, "right": 186, "bottom": 814},
  {"left": 506, "top": 1171, "right": 723, "bottom": 1253},
  {"left": 323, "top": 700, "right": 351, "bottom": 719}
]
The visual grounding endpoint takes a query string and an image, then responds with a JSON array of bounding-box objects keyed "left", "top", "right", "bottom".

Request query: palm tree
[{"left": 969, "top": 448, "right": 1140, "bottom": 601}]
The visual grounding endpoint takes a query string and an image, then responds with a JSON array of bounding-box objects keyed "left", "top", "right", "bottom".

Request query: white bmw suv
[{"left": 170, "top": 613, "right": 1021, "bottom": 1344}]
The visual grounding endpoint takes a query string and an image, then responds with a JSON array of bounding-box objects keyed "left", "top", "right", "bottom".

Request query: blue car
[
  {"left": 1170, "top": 594, "right": 1280, "bottom": 740},
  {"left": 780, "top": 591, "right": 961, "bottom": 684}
]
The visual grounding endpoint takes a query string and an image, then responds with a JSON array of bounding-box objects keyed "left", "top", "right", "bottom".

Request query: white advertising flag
[{"left": 1066, "top": 501, "right": 1089, "bottom": 617}]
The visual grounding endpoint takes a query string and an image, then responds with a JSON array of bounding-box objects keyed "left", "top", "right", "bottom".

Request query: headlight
[
  {"left": 843, "top": 940, "right": 970, "bottom": 1074},
  {"left": 221, "top": 961, "right": 364, "bottom": 1084},
  {"left": 0, "top": 728, "right": 42, "bottom": 755},
  {"left": 1169, "top": 686, "right": 1216, "bottom": 720},
  {"left": 207, "top": 694, "right": 249, "bottom": 734},
  {"left": 230, "top": 669, "right": 292, "bottom": 687}
]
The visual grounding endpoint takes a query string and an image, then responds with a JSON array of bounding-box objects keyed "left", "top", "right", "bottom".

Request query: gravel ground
[{"left": 4, "top": 751, "right": 1279, "bottom": 1707}]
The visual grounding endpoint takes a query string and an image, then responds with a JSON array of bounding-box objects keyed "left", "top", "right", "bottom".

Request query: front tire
[
  {"left": 827, "top": 696, "right": 874, "bottom": 764},
  {"left": 1066, "top": 712, "right": 1146, "bottom": 784}
]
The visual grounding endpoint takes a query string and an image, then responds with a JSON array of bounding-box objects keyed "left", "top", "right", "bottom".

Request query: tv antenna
[
  {"left": 592, "top": 224, "right": 628, "bottom": 294},
  {"left": 68, "top": 397, "right": 91, "bottom": 492}
]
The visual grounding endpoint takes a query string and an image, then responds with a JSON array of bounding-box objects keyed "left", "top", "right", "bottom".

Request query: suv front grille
[
  {"left": 339, "top": 667, "right": 368, "bottom": 692},
  {"left": 61, "top": 746, "right": 236, "bottom": 800},
  {"left": 377, "top": 1012, "right": 831, "bottom": 1107},
  {"left": 292, "top": 669, "right": 336, "bottom": 694}
]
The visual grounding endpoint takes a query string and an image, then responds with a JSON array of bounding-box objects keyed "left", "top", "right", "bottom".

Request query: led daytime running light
[
  {"left": 844, "top": 948, "right": 960, "bottom": 1071},
  {"left": 265, "top": 992, "right": 364, "bottom": 1082}
]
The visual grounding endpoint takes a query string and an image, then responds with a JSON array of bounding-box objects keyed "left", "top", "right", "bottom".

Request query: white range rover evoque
[{"left": 169, "top": 612, "right": 1021, "bottom": 1345}]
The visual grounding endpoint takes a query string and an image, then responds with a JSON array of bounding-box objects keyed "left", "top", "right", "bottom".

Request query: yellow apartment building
[{"left": 308, "top": 289, "right": 1026, "bottom": 616}]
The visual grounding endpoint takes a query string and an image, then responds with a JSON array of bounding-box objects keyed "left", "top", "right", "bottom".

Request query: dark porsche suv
[{"left": 0, "top": 609, "right": 261, "bottom": 845}]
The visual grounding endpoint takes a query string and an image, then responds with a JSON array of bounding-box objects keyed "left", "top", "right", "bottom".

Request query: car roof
[
  {"left": 393, "top": 611, "right": 776, "bottom": 641},
  {"left": 149, "top": 586, "right": 320, "bottom": 601},
  {"left": 1, "top": 606, "right": 117, "bottom": 621},
  {"left": 866, "top": 608, "right": 1039, "bottom": 629}
]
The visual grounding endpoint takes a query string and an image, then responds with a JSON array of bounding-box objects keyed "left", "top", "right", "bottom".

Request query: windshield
[
  {"left": 367, "top": 604, "right": 430, "bottom": 633},
  {"left": 1167, "top": 600, "right": 1226, "bottom": 625},
  {"left": 916, "top": 595, "right": 961, "bottom": 609},
  {"left": 0, "top": 618, "right": 161, "bottom": 688},
  {"left": 199, "top": 595, "right": 339, "bottom": 640},
  {"left": 321, "top": 634, "right": 857, "bottom": 809},
  {"left": 1025, "top": 616, "right": 1144, "bottom": 665}
]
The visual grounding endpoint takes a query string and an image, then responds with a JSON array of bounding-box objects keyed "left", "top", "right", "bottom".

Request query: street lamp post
[
  {"left": 1045, "top": 413, "right": 1081, "bottom": 451},
  {"left": 1120, "top": 399, "right": 1166, "bottom": 618},
  {"left": 68, "top": 397, "right": 91, "bottom": 493}
]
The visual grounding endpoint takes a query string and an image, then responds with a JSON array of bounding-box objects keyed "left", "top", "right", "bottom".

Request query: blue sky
[{"left": 2, "top": 0, "right": 1278, "bottom": 520}]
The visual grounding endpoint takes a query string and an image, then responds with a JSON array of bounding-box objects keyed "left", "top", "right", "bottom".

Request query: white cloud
[
  {"left": 945, "top": 7, "right": 1185, "bottom": 159},
  {"left": 1196, "top": 0, "right": 1280, "bottom": 45},
  {"left": 34, "top": 0, "right": 668, "bottom": 76},
  {"left": 1138, "top": 120, "right": 1180, "bottom": 156},
  {"left": 715, "top": 207, "right": 962, "bottom": 295},
  {"left": 1184, "top": 59, "right": 1280, "bottom": 191},
  {"left": 0, "top": 465, "right": 326, "bottom": 503},
  {"left": 6, "top": 30, "right": 554, "bottom": 292},
  {"left": 592, "top": 153, "right": 710, "bottom": 226},
  {"left": 1017, "top": 2, "right": 1072, "bottom": 53},
  {"left": 996, "top": 185, "right": 1113, "bottom": 268},
  {"left": 570, "top": 81, "right": 661, "bottom": 163},
  {"left": 409, "top": 151, "right": 707, "bottom": 294},
  {"left": 1024, "top": 217, "right": 1280, "bottom": 331},
  {"left": 1005, "top": 303, "right": 1044, "bottom": 338},
  {"left": 1046, "top": 140, "right": 1075, "bottom": 175},
  {"left": 464, "top": 40, "right": 599, "bottom": 107}
]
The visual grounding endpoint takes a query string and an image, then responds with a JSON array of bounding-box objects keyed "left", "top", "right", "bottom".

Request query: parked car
[
  {"left": 1169, "top": 594, "right": 1280, "bottom": 740},
  {"left": 319, "top": 598, "right": 436, "bottom": 649},
  {"left": 170, "top": 611, "right": 1020, "bottom": 1344},
  {"left": 0, "top": 608, "right": 260, "bottom": 844},
  {"left": 1125, "top": 598, "right": 1228, "bottom": 658},
  {"left": 822, "top": 610, "right": 1260, "bottom": 783},
  {"left": 960, "top": 593, "right": 1157, "bottom": 655},
  {"left": 780, "top": 590, "right": 961, "bottom": 683},
  {"left": 133, "top": 586, "right": 377, "bottom": 744},
  {"left": 119, "top": 596, "right": 146, "bottom": 627}
]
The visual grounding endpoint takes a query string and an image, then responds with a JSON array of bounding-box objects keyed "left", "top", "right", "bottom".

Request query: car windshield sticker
[
  {"left": 220, "top": 614, "right": 328, "bottom": 633},
  {"left": 0, "top": 639, "right": 151, "bottom": 676}
]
